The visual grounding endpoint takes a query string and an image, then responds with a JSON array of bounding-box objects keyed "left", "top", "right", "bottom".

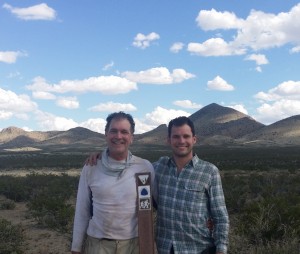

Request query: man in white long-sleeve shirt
[{"left": 71, "top": 112, "right": 154, "bottom": 254}]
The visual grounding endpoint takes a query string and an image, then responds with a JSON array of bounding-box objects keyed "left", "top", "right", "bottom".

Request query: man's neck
[
  {"left": 108, "top": 152, "right": 127, "bottom": 161},
  {"left": 173, "top": 154, "right": 193, "bottom": 173}
]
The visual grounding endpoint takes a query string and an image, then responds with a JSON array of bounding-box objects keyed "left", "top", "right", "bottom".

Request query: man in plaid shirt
[{"left": 153, "top": 116, "right": 229, "bottom": 254}]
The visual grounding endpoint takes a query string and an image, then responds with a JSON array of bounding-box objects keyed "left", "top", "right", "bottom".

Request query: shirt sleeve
[
  {"left": 71, "top": 166, "right": 92, "bottom": 252},
  {"left": 209, "top": 168, "right": 229, "bottom": 254}
]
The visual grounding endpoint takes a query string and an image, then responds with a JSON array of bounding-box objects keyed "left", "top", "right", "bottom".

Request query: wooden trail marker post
[{"left": 136, "top": 172, "right": 155, "bottom": 254}]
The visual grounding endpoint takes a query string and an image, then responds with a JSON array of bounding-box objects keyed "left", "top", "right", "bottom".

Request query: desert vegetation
[{"left": 0, "top": 146, "right": 299, "bottom": 253}]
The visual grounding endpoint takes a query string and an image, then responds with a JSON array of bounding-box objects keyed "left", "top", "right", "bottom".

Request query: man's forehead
[
  {"left": 171, "top": 124, "right": 192, "bottom": 132},
  {"left": 108, "top": 118, "right": 131, "bottom": 129}
]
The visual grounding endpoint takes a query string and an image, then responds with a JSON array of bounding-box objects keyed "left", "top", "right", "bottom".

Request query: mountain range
[{"left": 1, "top": 103, "right": 299, "bottom": 149}]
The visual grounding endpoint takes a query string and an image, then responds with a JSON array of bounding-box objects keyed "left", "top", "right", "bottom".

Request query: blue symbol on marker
[{"left": 141, "top": 188, "right": 148, "bottom": 196}]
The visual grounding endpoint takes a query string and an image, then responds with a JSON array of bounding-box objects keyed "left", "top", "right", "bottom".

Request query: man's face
[
  {"left": 105, "top": 118, "right": 133, "bottom": 160},
  {"left": 168, "top": 124, "right": 196, "bottom": 158}
]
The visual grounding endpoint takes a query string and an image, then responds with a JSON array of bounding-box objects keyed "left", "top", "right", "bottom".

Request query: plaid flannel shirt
[{"left": 153, "top": 155, "right": 229, "bottom": 254}]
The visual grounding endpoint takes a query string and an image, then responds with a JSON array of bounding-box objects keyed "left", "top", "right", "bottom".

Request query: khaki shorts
[{"left": 83, "top": 235, "right": 139, "bottom": 254}]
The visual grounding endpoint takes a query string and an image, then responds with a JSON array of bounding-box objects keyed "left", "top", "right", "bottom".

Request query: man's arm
[
  {"left": 71, "top": 167, "right": 92, "bottom": 252},
  {"left": 209, "top": 168, "right": 229, "bottom": 254}
]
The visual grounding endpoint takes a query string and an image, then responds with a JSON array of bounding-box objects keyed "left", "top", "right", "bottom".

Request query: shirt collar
[{"left": 169, "top": 153, "right": 199, "bottom": 169}]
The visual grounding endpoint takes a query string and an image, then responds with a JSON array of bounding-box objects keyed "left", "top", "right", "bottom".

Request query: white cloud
[
  {"left": 132, "top": 32, "right": 160, "bottom": 49},
  {"left": 290, "top": 45, "right": 300, "bottom": 53},
  {"left": 255, "top": 80, "right": 300, "bottom": 101},
  {"left": 233, "top": 6, "right": 300, "bottom": 50},
  {"left": 88, "top": 102, "right": 137, "bottom": 112},
  {"left": 255, "top": 99, "right": 300, "bottom": 124},
  {"left": 56, "top": 97, "right": 79, "bottom": 109},
  {"left": 228, "top": 104, "right": 248, "bottom": 115},
  {"left": 207, "top": 76, "right": 235, "bottom": 91},
  {"left": 170, "top": 42, "right": 184, "bottom": 53},
  {"left": 254, "top": 80, "right": 300, "bottom": 124},
  {"left": 133, "top": 118, "right": 157, "bottom": 134},
  {"left": 122, "top": 67, "right": 195, "bottom": 84},
  {"left": 80, "top": 118, "right": 107, "bottom": 134},
  {"left": 21, "top": 126, "right": 33, "bottom": 132},
  {"left": 32, "top": 91, "right": 56, "bottom": 100},
  {"left": 35, "top": 111, "right": 78, "bottom": 131},
  {"left": 145, "top": 106, "right": 190, "bottom": 126},
  {"left": 256, "top": 66, "right": 262, "bottom": 73},
  {"left": 102, "top": 61, "right": 114, "bottom": 71},
  {"left": 3, "top": 3, "right": 57, "bottom": 21},
  {"left": 26, "top": 75, "right": 137, "bottom": 95},
  {"left": 0, "top": 88, "right": 38, "bottom": 120},
  {"left": 196, "top": 8, "right": 244, "bottom": 30},
  {"left": 0, "top": 110, "right": 13, "bottom": 120},
  {"left": 173, "top": 100, "right": 202, "bottom": 109},
  {"left": 0, "top": 51, "right": 26, "bottom": 64},
  {"left": 191, "top": 3, "right": 300, "bottom": 56},
  {"left": 187, "top": 38, "right": 245, "bottom": 56},
  {"left": 245, "top": 54, "right": 269, "bottom": 65}
]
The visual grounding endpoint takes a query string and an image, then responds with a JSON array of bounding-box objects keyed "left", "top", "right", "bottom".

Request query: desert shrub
[
  {"left": 25, "top": 173, "right": 78, "bottom": 232},
  {"left": 0, "top": 172, "right": 78, "bottom": 233},
  {"left": 224, "top": 171, "right": 300, "bottom": 253},
  {"left": 27, "top": 192, "right": 74, "bottom": 232},
  {"left": 0, "top": 199, "right": 16, "bottom": 210},
  {"left": 0, "top": 218, "right": 24, "bottom": 254},
  {"left": 0, "top": 176, "right": 31, "bottom": 201}
]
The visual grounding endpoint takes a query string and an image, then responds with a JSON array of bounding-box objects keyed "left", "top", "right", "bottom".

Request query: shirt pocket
[{"left": 184, "top": 183, "right": 208, "bottom": 202}]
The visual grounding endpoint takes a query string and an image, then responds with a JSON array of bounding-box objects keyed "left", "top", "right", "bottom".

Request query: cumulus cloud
[
  {"left": 255, "top": 99, "right": 300, "bottom": 124},
  {"left": 254, "top": 80, "right": 300, "bottom": 123},
  {"left": 144, "top": 106, "right": 190, "bottom": 126},
  {"left": 35, "top": 111, "right": 78, "bottom": 131},
  {"left": 26, "top": 75, "right": 137, "bottom": 95},
  {"left": 0, "top": 88, "right": 38, "bottom": 120},
  {"left": 0, "top": 51, "right": 26, "bottom": 64},
  {"left": 196, "top": 8, "right": 244, "bottom": 30},
  {"left": 122, "top": 67, "right": 195, "bottom": 84},
  {"left": 88, "top": 102, "right": 137, "bottom": 112},
  {"left": 32, "top": 91, "right": 56, "bottom": 100},
  {"left": 0, "top": 110, "right": 13, "bottom": 120},
  {"left": 102, "top": 61, "right": 114, "bottom": 71},
  {"left": 133, "top": 118, "right": 158, "bottom": 134},
  {"left": 170, "top": 42, "right": 184, "bottom": 53},
  {"left": 290, "top": 45, "right": 300, "bottom": 53},
  {"left": 245, "top": 54, "right": 269, "bottom": 65},
  {"left": 132, "top": 32, "right": 160, "bottom": 49},
  {"left": 207, "top": 76, "right": 235, "bottom": 91},
  {"left": 255, "top": 80, "right": 300, "bottom": 101},
  {"left": 190, "top": 3, "right": 300, "bottom": 56},
  {"left": 173, "top": 100, "right": 202, "bottom": 109},
  {"left": 228, "top": 104, "right": 248, "bottom": 115},
  {"left": 80, "top": 118, "right": 107, "bottom": 134},
  {"left": 187, "top": 38, "right": 246, "bottom": 56},
  {"left": 56, "top": 97, "right": 79, "bottom": 109},
  {"left": 3, "top": 3, "right": 57, "bottom": 20}
]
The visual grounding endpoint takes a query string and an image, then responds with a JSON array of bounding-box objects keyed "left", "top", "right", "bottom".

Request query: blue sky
[{"left": 1, "top": 0, "right": 300, "bottom": 134}]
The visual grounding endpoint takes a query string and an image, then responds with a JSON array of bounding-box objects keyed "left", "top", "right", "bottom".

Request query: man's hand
[
  {"left": 207, "top": 218, "right": 214, "bottom": 232},
  {"left": 85, "top": 152, "right": 101, "bottom": 166}
]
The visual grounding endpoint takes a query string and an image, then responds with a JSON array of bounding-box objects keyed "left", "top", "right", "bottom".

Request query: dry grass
[{"left": 0, "top": 195, "right": 72, "bottom": 254}]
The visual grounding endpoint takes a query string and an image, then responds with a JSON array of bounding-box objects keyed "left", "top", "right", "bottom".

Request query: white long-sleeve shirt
[{"left": 71, "top": 155, "right": 155, "bottom": 252}]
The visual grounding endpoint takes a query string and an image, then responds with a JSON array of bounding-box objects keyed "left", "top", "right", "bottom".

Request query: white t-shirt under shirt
[{"left": 71, "top": 154, "right": 155, "bottom": 252}]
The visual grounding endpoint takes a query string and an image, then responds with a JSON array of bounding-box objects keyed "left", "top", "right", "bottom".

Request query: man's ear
[
  {"left": 167, "top": 137, "right": 171, "bottom": 145},
  {"left": 193, "top": 135, "right": 197, "bottom": 144}
]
